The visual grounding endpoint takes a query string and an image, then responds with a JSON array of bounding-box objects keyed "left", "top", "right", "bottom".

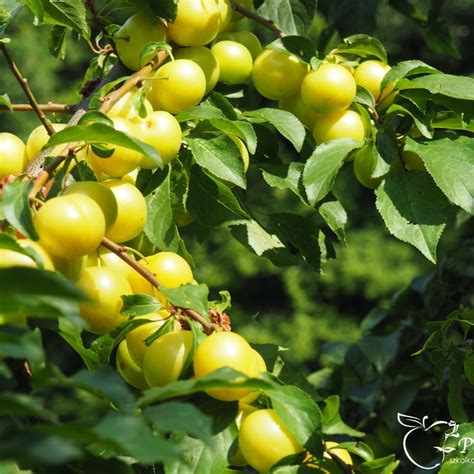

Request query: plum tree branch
[
  {"left": 0, "top": 43, "right": 57, "bottom": 136},
  {"left": 0, "top": 103, "right": 75, "bottom": 113},
  {"left": 230, "top": 1, "right": 285, "bottom": 37},
  {"left": 27, "top": 50, "right": 169, "bottom": 192},
  {"left": 101, "top": 237, "right": 214, "bottom": 333}
]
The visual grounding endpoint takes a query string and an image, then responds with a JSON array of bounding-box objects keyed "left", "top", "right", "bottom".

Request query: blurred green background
[{"left": 1, "top": 0, "right": 472, "bottom": 373}]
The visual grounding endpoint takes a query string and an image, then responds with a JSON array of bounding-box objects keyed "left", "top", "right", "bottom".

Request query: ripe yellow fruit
[
  {"left": 35, "top": 195, "right": 106, "bottom": 259},
  {"left": 238, "top": 350, "right": 267, "bottom": 404},
  {"left": 216, "top": 0, "right": 233, "bottom": 32},
  {"left": 126, "top": 310, "right": 171, "bottom": 366},
  {"left": 78, "top": 266, "right": 131, "bottom": 334},
  {"left": 87, "top": 117, "right": 143, "bottom": 178},
  {"left": 402, "top": 150, "right": 425, "bottom": 171},
  {"left": 193, "top": 331, "right": 259, "bottom": 401},
  {"left": 174, "top": 46, "right": 220, "bottom": 94},
  {"left": 279, "top": 93, "right": 319, "bottom": 130},
  {"left": 252, "top": 49, "right": 307, "bottom": 100},
  {"left": 301, "top": 64, "right": 357, "bottom": 112},
  {"left": 147, "top": 59, "right": 206, "bottom": 114},
  {"left": 239, "top": 409, "right": 304, "bottom": 473},
  {"left": 211, "top": 41, "right": 253, "bottom": 85},
  {"left": 107, "top": 89, "right": 154, "bottom": 120},
  {"left": 63, "top": 181, "right": 118, "bottom": 231},
  {"left": 231, "top": 404, "right": 258, "bottom": 466},
  {"left": 313, "top": 110, "right": 365, "bottom": 144},
  {"left": 353, "top": 60, "right": 391, "bottom": 101},
  {"left": 128, "top": 251, "right": 193, "bottom": 302},
  {"left": 25, "top": 123, "right": 66, "bottom": 162},
  {"left": 102, "top": 180, "right": 147, "bottom": 243},
  {"left": 143, "top": 330, "right": 193, "bottom": 387},
  {"left": 217, "top": 31, "right": 262, "bottom": 60},
  {"left": 168, "top": 0, "right": 221, "bottom": 46},
  {"left": 114, "top": 13, "right": 168, "bottom": 71},
  {"left": 0, "top": 133, "right": 27, "bottom": 178},
  {"left": 132, "top": 111, "right": 182, "bottom": 168},
  {"left": 323, "top": 441, "right": 353, "bottom": 466},
  {"left": 0, "top": 239, "right": 54, "bottom": 270},
  {"left": 116, "top": 340, "right": 148, "bottom": 389}
]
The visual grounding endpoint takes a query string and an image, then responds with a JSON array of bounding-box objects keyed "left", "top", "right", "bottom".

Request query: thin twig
[
  {"left": 0, "top": 43, "right": 56, "bottom": 136},
  {"left": 101, "top": 238, "right": 213, "bottom": 333},
  {"left": 101, "top": 237, "right": 160, "bottom": 287},
  {"left": 0, "top": 103, "right": 75, "bottom": 113},
  {"left": 182, "top": 308, "right": 213, "bottom": 334},
  {"left": 27, "top": 49, "right": 169, "bottom": 188},
  {"left": 99, "top": 49, "right": 168, "bottom": 114},
  {"left": 231, "top": 1, "right": 285, "bottom": 37}
]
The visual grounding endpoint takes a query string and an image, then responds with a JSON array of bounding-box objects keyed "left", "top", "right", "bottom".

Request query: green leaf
[
  {"left": 333, "top": 34, "right": 387, "bottom": 62},
  {"left": 464, "top": 353, "right": 474, "bottom": 385},
  {"left": 42, "top": 0, "right": 90, "bottom": 40},
  {"left": 0, "top": 93, "right": 12, "bottom": 111},
  {"left": 187, "top": 166, "right": 249, "bottom": 228},
  {"left": 267, "top": 35, "right": 317, "bottom": 63},
  {"left": 70, "top": 160, "right": 97, "bottom": 182},
  {"left": 358, "top": 454, "right": 399, "bottom": 473},
  {"left": 398, "top": 73, "right": 474, "bottom": 101},
  {"left": 335, "top": 442, "right": 374, "bottom": 462},
  {"left": 267, "top": 385, "right": 321, "bottom": 447},
  {"left": 244, "top": 108, "right": 306, "bottom": 152},
  {"left": 355, "top": 85, "right": 376, "bottom": 110},
  {"left": 95, "top": 412, "right": 180, "bottom": 464},
  {"left": 2, "top": 180, "right": 38, "bottom": 240},
  {"left": 138, "top": 367, "right": 275, "bottom": 406},
  {"left": 120, "top": 294, "right": 161, "bottom": 317},
  {"left": 164, "top": 423, "right": 237, "bottom": 474},
  {"left": 319, "top": 201, "right": 347, "bottom": 244},
  {"left": 48, "top": 24, "right": 67, "bottom": 59},
  {"left": 208, "top": 118, "right": 257, "bottom": 155},
  {"left": 405, "top": 136, "right": 474, "bottom": 215},
  {"left": 386, "top": 102, "right": 433, "bottom": 138},
  {"left": 0, "top": 233, "right": 46, "bottom": 268},
  {"left": 0, "top": 267, "right": 85, "bottom": 319},
  {"left": 0, "top": 327, "right": 44, "bottom": 364},
  {"left": 186, "top": 134, "right": 246, "bottom": 189},
  {"left": 0, "top": 1, "right": 21, "bottom": 34},
  {"left": 205, "top": 92, "right": 238, "bottom": 120},
  {"left": 257, "top": 0, "right": 317, "bottom": 35},
  {"left": 144, "top": 401, "right": 212, "bottom": 442},
  {"left": 176, "top": 104, "right": 226, "bottom": 122},
  {"left": 138, "top": 41, "right": 172, "bottom": 69},
  {"left": 448, "top": 364, "right": 468, "bottom": 423},
  {"left": 160, "top": 283, "right": 209, "bottom": 318},
  {"left": 140, "top": 0, "right": 177, "bottom": 22},
  {"left": 262, "top": 162, "right": 306, "bottom": 202},
  {"left": 144, "top": 167, "right": 180, "bottom": 251},
  {"left": 70, "top": 367, "right": 134, "bottom": 410},
  {"left": 45, "top": 122, "right": 162, "bottom": 168},
  {"left": 375, "top": 172, "right": 450, "bottom": 262},
  {"left": 58, "top": 318, "right": 99, "bottom": 370},
  {"left": 231, "top": 220, "right": 285, "bottom": 257},
  {"left": 303, "top": 139, "right": 363, "bottom": 206},
  {"left": 269, "top": 213, "right": 322, "bottom": 269},
  {"left": 381, "top": 59, "right": 439, "bottom": 90}
]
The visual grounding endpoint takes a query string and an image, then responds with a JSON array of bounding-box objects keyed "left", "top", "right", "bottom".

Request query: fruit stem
[
  {"left": 0, "top": 103, "right": 76, "bottom": 114},
  {"left": 0, "top": 43, "right": 57, "bottom": 136},
  {"left": 230, "top": 1, "right": 285, "bottom": 38}
]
